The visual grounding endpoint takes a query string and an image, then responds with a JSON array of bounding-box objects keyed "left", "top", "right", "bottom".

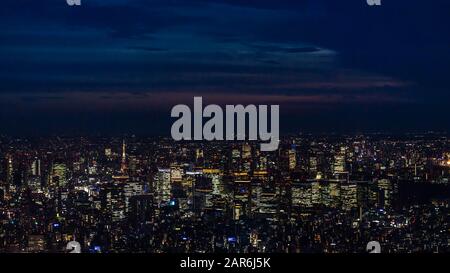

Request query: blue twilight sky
[{"left": 0, "top": 0, "right": 449, "bottom": 135}]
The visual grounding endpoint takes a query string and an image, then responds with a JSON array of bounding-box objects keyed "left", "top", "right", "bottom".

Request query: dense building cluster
[{"left": 0, "top": 133, "right": 449, "bottom": 253}]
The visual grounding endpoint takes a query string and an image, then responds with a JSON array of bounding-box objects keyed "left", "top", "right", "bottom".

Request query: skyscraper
[{"left": 121, "top": 139, "right": 127, "bottom": 174}]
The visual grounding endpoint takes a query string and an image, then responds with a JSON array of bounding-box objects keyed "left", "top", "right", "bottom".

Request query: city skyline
[
  {"left": 0, "top": 133, "right": 449, "bottom": 253},
  {"left": 1, "top": 0, "right": 449, "bottom": 257}
]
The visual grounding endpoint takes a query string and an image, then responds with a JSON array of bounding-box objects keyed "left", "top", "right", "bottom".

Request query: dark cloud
[
  {"left": 126, "top": 46, "right": 168, "bottom": 52},
  {"left": 0, "top": 0, "right": 449, "bottom": 134},
  {"left": 248, "top": 45, "right": 321, "bottom": 54},
  {"left": 20, "top": 96, "right": 65, "bottom": 103}
]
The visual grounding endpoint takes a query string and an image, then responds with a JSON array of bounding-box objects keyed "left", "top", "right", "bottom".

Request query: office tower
[
  {"left": 52, "top": 163, "right": 67, "bottom": 187},
  {"left": 308, "top": 156, "right": 318, "bottom": 179},
  {"left": 230, "top": 147, "right": 241, "bottom": 173},
  {"left": 129, "top": 195, "right": 154, "bottom": 225},
  {"left": 88, "top": 160, "right": 98, "bottom": 175},
  {"left": 377, "top": 178, "right": 392, "bottom": 208},
  {"left": 356, "top": 181, "right": 370, "bottom": 209},
  {"left": 6, "top": 155, "right": 13, "bottom": 190},
  {"left": 320, "top": 181, "right": 340, "bottom": 208},
  {"left": 128, "top": 156, "right": 137, "bottom": 176},
  {"left": 311, "top": 180, "right": 321, "bottom": 205},
  {"left": 333, "top": 146, "right": 346, "bottom": 174},
  {"left": 170, "top": 165, "right": 183, "bottom": 183},
  {"left": 26, "top": 235, "right": 46, "bottom": 253},
  {"left": 254, "top": 149, "right": 268, "bottom": 172},
  {"left": 250, "top": 175, "right": 277, "bottom": 217},
  {"left": 208, "top": 171, "right": 226, "bottom": 198},
  {"left": 28, "top": 176, "right": 42, "bottom": 193},
  {"left": 31, "top": 158, "right": 41, "bottom": 177},
  {"left": 242, "top": 143, "right": 252, "bottom": 159},
  {"left": 196, "top": 148, "right": 204, "bottom": 160},
  {"left": 0, "top": 157, "right": 3, "bottom": 182},
  {"left": 124, "top": 179, "right": 144, "bottom": 212},
  {"left": 121, "top": 139, "right": 127, "bottom": 174},
  {"left": 105, "top": 148, "right": 112, "bottom": 157},
  {"left": 242, "top": 144, "right": 252, "bottom": 173},
  {"left": 288, "top": 146, "right": 297, "bottom": 171},
  {"left": 193, "top": 175, "right": 213, "bottom": 212},
  {"left": 341, "top": 182, "right": 358, "bottom": 211},
  {"left": 291, "top": 180, "right": 312, "bottom": 209},
  {"left": 0, "top": 157, "right": 7, "bottom": 195},
  {"left": 233, "top": 179, "right": 251, "bottom": 219},
  {"left": 154, "top": 168, "right": 171, "bottom": 204},
  {"left": 196, "top": 148, "right": 204, "bottom": 166},
  {"left": 100, "top": 182, "right": 126, "bottom": 222}
]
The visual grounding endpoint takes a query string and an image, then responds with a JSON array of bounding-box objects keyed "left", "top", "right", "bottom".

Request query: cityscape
[
  {"left": 0, "top": 133, "right": 449, "bottom": 253},
  {"left": 1, "top": 0, "right": 450, "bottom": 259}
]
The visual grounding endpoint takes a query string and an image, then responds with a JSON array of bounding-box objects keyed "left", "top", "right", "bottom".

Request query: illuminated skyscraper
[
  {"left": 242, "top": 144, "right": 251, "bottom": 159},
  {"left": 0, "top": 155, "right": 13, "bottom": 194},
  {"left": 52, "top": 163, "right": 67, "bottom": 187},
  {"left": 333, "top": 147, "right": 346, "bottom": 173},
  {"left": 242, "top": 144, "right": 252, "bottom": 173},
  {"left": 309, "top": 156, "right": 318, "bottom": 178},
  {"left": 170, "top": 164, "right": 183, "bottom": 183},
  {"left": 288, "top": 148, "right": 297, "bottom": 171},
  {"left": 233, "top": 179, "right": 251, "bottom": 219},
  {"left": 341, "top": 182, "right": 358, "bottom": 211},
  {"left": 193, "top": 175, "right": 213, "bottom": 212},
  {"left": 129, "top": 156, "right": 137, "bottom": 176},
  {"left": 230, "top": 147, "right": 241, "bottom": 172},
  {"left": 120, "top": 139, "right": 127, "bottom": 174},
  {"left": 155, "top": 168, "right": 171, "bottom": 204},
  {"left": 377, "top": 178, "right": 392, "bottom": 208},
  {"left": 320, "top": 181, "right": 340, "bottom": 208},
  {"left": 6, "top": 155, "right": 13, "bottom": 188},
  {"left": 101, "top": 182, "right": 126, "bottom": 222},
  {"left": 292, "top": 181, "right": 312, "bottom": 208},
  {"left": 311, "top": 180, "right": 321, "bottom": 205},
  {"left": 124, "top": 179, "right": 145, "bottom": 212},
  {"left": 31, "top": 158, "right": 41, "bottom": 176},
  {"left": 28, "top": 176, "right": 41, "bottom": 193}
]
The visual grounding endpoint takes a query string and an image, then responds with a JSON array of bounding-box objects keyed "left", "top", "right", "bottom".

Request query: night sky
[{"left": 1, "top": 0, "right": 449, "bottom": 136}]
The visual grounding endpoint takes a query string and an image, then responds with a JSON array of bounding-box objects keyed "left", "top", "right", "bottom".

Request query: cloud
[
  {"left": 248, "top": 44, "right": 321, "bottom": 54},
  {"left": 126, "top": 46, "right": 168, "bottom": 52},
  {"left": 1, "top": 0, "right": 449, "bottom": 134}
]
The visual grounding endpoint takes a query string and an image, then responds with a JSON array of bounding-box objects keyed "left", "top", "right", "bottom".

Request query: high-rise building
[
  {"left": 120, "top": 139, "right": 127, "bottom": 174},
  {"left": 170, "top": 165, "right": 183, "bottom": 183},
  {"left": 242, "top": 144, "right": 252, "bottom": 173},
  {"left": 377, "top": 178, "right": 392, "bottom": 208},
  {"left": 288, "top": 149, "right": 297, "bottom": 171},
  {"left": 105, "top": 148, "right": 112, "bottom": 157},
  {"left": 154, "top": 168, "right": 171, "bottom": 204},
  {"left": 341, "top": 182, "right": 358, "bottom": 211},
  {"left": 100, "top": 182, "right": 126, "bottom": 222},
  {"left": 292, "top": 182, "right": 312, "bottom": 208},
  {"left": 333, "top": 147, "right": 346, "bottom": 173},
  {"left": 129, "top": 195, "right": 154, "bottom": 225},
  {"left": 124, "top": 179, "right": 144, "bottom": 211},
  {"left": 52, "top": 163, "right": 67, "bottom": 187},
  {"left": 31, "top": 158, "right": 41, "bottom": 177},
  {"left": 6, "top": 155, "right": 13, "bottom": 189},
  {"left": 193, "top": 175, "right": 213, "bottom": 212},
  {"left": 233, "top": 179, "right": 251, "bottom": 218}
]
